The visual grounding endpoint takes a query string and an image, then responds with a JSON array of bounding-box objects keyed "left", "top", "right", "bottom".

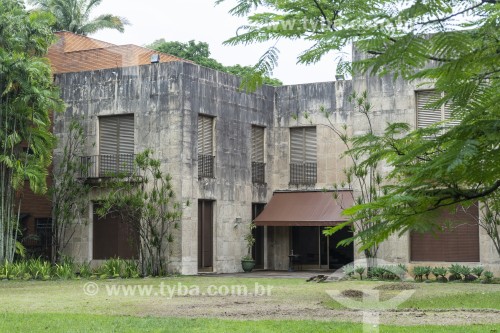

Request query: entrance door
[
  {"left": 291, "top": 226, "right": 354, "bottom": 269},
  {"left": 252, "top": 203, "right": 265, "bottom": 269},
  {"left": 198, "top": 200, "right": 213, "bottom": 271}
]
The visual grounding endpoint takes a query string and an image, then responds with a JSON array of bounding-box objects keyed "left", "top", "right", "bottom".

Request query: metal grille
[
  {"left": 290, "top": 162, "right": 317, "bottom": 185},
  {"left": 252, "top": 162, "right": 265, "bottom": 184},
  {"left": 198, "top": 154, "right": 215, "bottom": 178},
  {"left": 81, "top": 154, "right": 135, "bottom": 178}
]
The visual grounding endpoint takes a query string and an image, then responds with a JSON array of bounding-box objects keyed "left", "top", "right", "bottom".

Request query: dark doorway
[
  {"left": 326, "top": 227, "right": 354, "bottom": 269},
  {"left": 252, "top": 203, "right": 266, "bottom": 269},
  {"left": 198, "top": 200, "right": 213, "bottom": 271},
  {"left": 93, "top": 205, "right": 139, "bottom": 260},
  {"left": 290, "top": 226, "right": 353, "bottom": 269}
]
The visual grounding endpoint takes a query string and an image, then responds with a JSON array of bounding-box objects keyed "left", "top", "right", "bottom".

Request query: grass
[
  {"left": 1, "top": 277, "right": 499, "bottom": 332},
  {"left": 1, "top": 313, "right": 499, "bottom": 333}
]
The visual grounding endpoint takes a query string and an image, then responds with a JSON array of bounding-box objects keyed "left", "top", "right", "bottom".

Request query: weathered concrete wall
[
  {"left": 178, "top": 63, "right": 275, "bottom": 274},
  {"left": 54, "top": 62, "right": 276, "bottom": 274}
]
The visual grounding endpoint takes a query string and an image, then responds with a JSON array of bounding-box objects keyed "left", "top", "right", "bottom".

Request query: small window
[
  {"left": 251, "top": 126, "right": 265, "bottom": 184},
  {"left": 290, "top": 127, "right": 317, "bottom": 185},
  {"left": 416, "top": 90, "right": 459, "bottom": 130},
  {"left": 198, "top": 115, "right": 214, "bottom": 178},
  {"left": 96, "top": 114, "right": 135, "bottom": 177}
]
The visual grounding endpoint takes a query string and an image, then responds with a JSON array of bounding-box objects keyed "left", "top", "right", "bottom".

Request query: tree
[
  {"left": 218, "top": 0, "right": 500, "bottom": 251},
  {"left": 96, "top": 150, "right": 185, "bottom": 276},
  {"left": 29, "top": 0, "right": 129, "bottom": 35},
  {"left": 50, "top": 119, "right": 90, "bottom": 264},
  {"left": 0, "top": 0, "right": 64, "bottom": 263},
  {"left": 147, "top": 39, "right": 282, "bottom": 87}
]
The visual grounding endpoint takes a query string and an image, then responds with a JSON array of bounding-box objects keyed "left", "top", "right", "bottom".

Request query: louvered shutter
[
  {"left": 251, "top": 126, "right": 265, "bottom": 163},
  {"left": 99, "top": 115, "right": 134, "bottom": 175},
  {"left": 198, "top": 115, "right": 213, "bottom": 156},
  {"left": 290, "top": 127, "right": 316, "bottom": 163},
  {"left": 443, "top": 102, "right": 460, "bottom": 127},
  {"left": 304, "top": 127, "right": 317, "bottom": 163},
  {"left": 290, "top": 128, "right": 305, "bottom": 164},
  {"left": 100, "top": 117, "right": 119, "bottom": 156},
  {"left": 118, "top": 115, "right": 134, "bottom": 155},
  {"left": 416, "top": 90, "right": 442, "bottom": 128}
]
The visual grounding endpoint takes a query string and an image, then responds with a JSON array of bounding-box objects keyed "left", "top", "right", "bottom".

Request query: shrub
[
  {"left": 55, "top": 262, "right": 75, "bottom": 280},
  {"left": 0, "top": 260, "right": 13, "bottom": 280},
  {"left": 431, "top": 267, "right": 447, "bottom": 281},
  {"left": 483, "top": 271, "right": 494, "bottom": 283},
  {"left": 459, "top": 265, "right": 472, "bottom": 278},
  {"left": 342, "top": 264, "right": 355, "bottom": 278},
  {"left": 11, "top": 261, "right": 30, "bottom": 280},
  {"left": 103, "top": 258, "right": 123, "bottom": 278},
  {"left": 412, "top": 266, "right": 426, "bottom": 282},
  {"left": 28, "top": 258, "right": 52, "bottom": 281},
  {"left": 422, "top": 266, "right": 432, "bottom": 280},
  {"left": 471, "top": 266, "right": 484, "bottom": 278},
  {"left": 395, "top": 264, "right": 408, "bottom": 280},
  {"left": 123, "top": 260, "right": 140, "bottom": 279},
  {"left": 354, "top": 266, "right": 365, "bottom": 280},
  {"left": 370, "top": 266, "right": 385, "bottom": 280},
  {"left": 76, "top": 262, "right": 93, "bottom": 279},
  {"left": 448, "top": 264, "right": 463, "bottom": 281}
]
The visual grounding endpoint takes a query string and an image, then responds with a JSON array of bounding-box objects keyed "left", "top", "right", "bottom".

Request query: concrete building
[{"left": 23, "top": 32, "right": 498, "bottom": 274}]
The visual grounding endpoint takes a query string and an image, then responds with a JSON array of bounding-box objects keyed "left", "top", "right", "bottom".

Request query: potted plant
[{"left": 241, "top": 223, "right": 256, "bottom": 272}]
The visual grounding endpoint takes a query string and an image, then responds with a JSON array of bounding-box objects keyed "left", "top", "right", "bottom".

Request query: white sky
[{"left": 90, "top": 0, "right": 342, "bottom": 85}]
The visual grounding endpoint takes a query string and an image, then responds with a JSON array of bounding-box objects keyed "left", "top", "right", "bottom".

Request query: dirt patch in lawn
[
  {"left": 340, "top": 289, "right": 365, "bottom": 298},
  {"left": 374, "top": 282, "right": 417, "bottom": 291},
  {"left": 135, "top": 293, "right": 500, "bottom": 326}
]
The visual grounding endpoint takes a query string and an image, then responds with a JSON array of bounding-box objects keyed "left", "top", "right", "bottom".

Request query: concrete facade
[{"left": 50, "top": 34, "right": 499, "bottom": 275}]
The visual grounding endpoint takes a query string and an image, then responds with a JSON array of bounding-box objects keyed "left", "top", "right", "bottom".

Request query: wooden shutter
[
  {"left": 99, "top": 115, "right": 134, "bottom": 155},
  {"left": 198, "top": 115, "right": 213, "bottom": 156},
  {"left": 290, "top": 128, "right": 305, "bottom": 163},
  {"left": 304, "top": 127, "right": 317, "bottom": 163},
  {"left": 118, "top": 115, "right": 135, "bottom": 155},
  {"left": 100, "top": 116, "right": 119, "bottom": 156},
  {"left": 410, "top": 205, "right": 480, "bottom": 262},
  {"left": 99, "top": 115, "right": 135, "bottom": 175},
  {"left": 416, "top": 90, "right": 442, "bottom": 128},
  {"left": 443, "top": 102, "right": 460, "bottom": 127},
  {"left": 251, "top": 126, "right": 265, "bottom": 163},
  {"left": 290, "top": 127, "right": 316, "bottom": 163}
]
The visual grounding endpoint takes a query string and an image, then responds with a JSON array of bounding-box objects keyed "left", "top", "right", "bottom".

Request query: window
[
  {"left": 410, "top": 205, "right": 479, "bottom": 262},
  {"left": 95, "top": 114, "right": 135, "bottom": 177},
  {"left": 198, "top": 115, "right": 214, "bottom": 178},
  {"left": 93, "top": 204, "right": 139, "bottom": 260},
  {"left": 416, "top": 90, "right": 459, "bottom": 129},
  {"left": 251, "top": 126, "right": 265, "bottom": 184},
  {"left": 290, "top": 127, "right": 317, "bottom": 185}
]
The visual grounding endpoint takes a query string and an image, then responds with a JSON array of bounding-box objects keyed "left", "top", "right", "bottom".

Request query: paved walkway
[{"left": 199, "top": 270, "right": 335, "bottom": 279}]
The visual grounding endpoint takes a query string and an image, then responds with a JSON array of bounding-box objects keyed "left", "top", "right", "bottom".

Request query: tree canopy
[
  {"left": 29, "top": 0, "right": 129, "bottom": 35},
  {"left": 0, "top": 0, "right": 64, "bottom": 262},
  {"left": 218, "top": 0, "right": 500, "bottom": 248},
  {"left": 147, "top": 39, "right": 282, "bottom": 87}
]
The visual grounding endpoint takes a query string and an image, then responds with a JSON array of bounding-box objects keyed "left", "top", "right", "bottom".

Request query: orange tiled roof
[{"left": 48, "top": 31, "right": 189, "bottom": 74}]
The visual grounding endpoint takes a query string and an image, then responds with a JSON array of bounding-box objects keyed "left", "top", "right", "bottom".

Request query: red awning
[{"left": 254, "top": 191, "right": 353, "bottom": 227}]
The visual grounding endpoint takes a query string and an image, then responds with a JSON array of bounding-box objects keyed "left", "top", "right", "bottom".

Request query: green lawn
[
  {"left": 1, "top": 313, "right": 499, "bottom": 333},
  {"left": 1, "top": 277, "right": 499, "bottom": 332}
]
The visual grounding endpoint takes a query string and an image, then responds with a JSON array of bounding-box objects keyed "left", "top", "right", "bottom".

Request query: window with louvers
[
  {"left": 99, "top": 115, "right": 135, "bottom": 177},
  {"left": 290, "top": 127, "right": 317, "bottom": 185},
  {"left": 410, "top": 205, "right": 480, "bottom": 262},
  {"left": 251, "top": 126, "right": 265, "bottom": 184},
  {"left": 416, "top": 90, "right": 459, "bottom": 130},
  {"left": 198, "top": 115, "right": 214, "bottom": 178}
]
